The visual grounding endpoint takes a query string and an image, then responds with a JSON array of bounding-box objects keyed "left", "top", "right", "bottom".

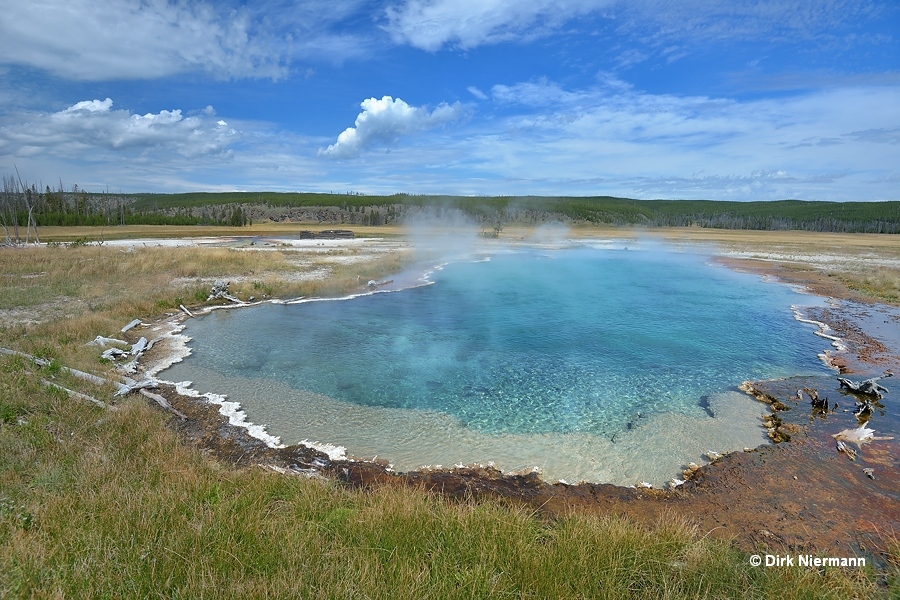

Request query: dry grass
[
  {"left": 830, "top": 267, "right": 900, "bottom": 303},
  {"left": 1, "top": 357, "right": 885, "bottom": 597},
  {"left": 0, "top": 242, "right": 409, "bottom": 375},
  {"left": 1, "top": 226, "right": 897, "bottom": 597},
  {"left": 37, "top": 223, "right": 409, "bottom": 242}
]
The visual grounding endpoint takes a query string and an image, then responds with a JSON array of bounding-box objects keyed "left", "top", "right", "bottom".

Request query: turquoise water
[{"left": 162, "top": 246, "right": 832, "bottom": 482}]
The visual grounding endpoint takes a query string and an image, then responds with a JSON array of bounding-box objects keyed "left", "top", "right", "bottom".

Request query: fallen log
[
  {"left": 114, "top": 378, "right": 158, "bottom": 397},
  {"left": 367, "top": 279, "right": 393, "bottom": 289},
  {"left": 101, "top": 348, "right": 128, "bottom": 360},
  {"left": 837, "top": 373, "right": 892, "bottom": 399},
  {"left": 121, "top": 319, "right": 143, "bottom": 333},
  {"left": 130, "top": 337, "right": 148, "bottom": 356},
  {"left": 86, "top": 335, "right": 128, "bottom": 348},
  {"left": 42, "top": 379, "right": 109, "bottom": 409},
  {"left": 179, "top": 304, "right": 194, "bottom": 317},
  {"left": 0, "top": 347, "right": 129, "bottom": 395},
  {"left": 139, "top": 389, "right": 187, "bottom": 419}
]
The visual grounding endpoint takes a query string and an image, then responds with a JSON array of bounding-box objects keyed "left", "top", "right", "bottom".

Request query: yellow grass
[
  {"left": 0, "top": 241, "right": 409, "bottom": 375},
  {"left": 37, "top": 223, "right": 408, "bottom": 242},
  {"left": 1, "top": 225, "right": 897, "bottom": 597}
]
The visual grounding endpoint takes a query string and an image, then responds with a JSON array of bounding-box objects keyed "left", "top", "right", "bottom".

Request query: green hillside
[
  {"left": 3, "top": 184, "right": 899, "bottom": 232},
  {"left": 128, "top": 193, "right": 900, "bottom": 233}
]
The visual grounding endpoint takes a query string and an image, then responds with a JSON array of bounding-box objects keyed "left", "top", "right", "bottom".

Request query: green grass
[
  {"left": 0, "top": 353, "right": 888, "bottom": 598},
  {"left": 1, "top": 235, "right": 897, "bottom": 598}
]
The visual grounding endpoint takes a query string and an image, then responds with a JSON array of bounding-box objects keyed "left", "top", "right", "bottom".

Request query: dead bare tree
[
  {"left": 15, "top": 167, "right": 40, "bottom": 244},
  {"left": 1, "top": 175, "right": 19, "bottom": 245}
]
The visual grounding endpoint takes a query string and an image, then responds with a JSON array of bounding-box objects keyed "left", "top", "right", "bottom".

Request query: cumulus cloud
[
  {"left": 319, "top": 96, "right": 465, "bottom": 159},
  {"left": 0, "top": 0, "right": 371, "bottom": 80},
  {"left": 0, "top": 98, "right": 239, "bottom": 159}
]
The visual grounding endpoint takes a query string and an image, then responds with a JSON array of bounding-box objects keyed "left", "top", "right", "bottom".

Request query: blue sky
[{"left": 0, "top": 1, "right": 898, "bottom": 200}]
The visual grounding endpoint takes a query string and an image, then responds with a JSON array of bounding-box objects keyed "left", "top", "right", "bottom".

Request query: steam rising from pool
[{"left": 161, "top": 243, "right": 832, "bottom": 486}]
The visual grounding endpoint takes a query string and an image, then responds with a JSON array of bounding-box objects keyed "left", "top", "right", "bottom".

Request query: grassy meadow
[{"left": 1, "top": 225, "right": 898, "bottom": 598}]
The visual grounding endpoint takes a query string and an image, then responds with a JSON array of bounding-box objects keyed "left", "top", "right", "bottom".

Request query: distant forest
[{"left": 2, "top": 179, "right": 899, "bottom": 240}]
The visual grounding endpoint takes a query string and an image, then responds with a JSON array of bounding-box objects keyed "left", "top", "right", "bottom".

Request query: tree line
[
  {"left": 1, "top": 179, "right": 250, "bottom": 244},
  {"left": 127, "top": 192, "right": 900, "bottom": 234},
  {"left": 3, "top": 183, "right": 898, "bottom": 244}
]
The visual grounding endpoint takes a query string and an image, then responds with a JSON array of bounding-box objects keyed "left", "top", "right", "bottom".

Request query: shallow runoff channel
[{"left": 159, "top": 240, "right": 836, "bottom": 487}]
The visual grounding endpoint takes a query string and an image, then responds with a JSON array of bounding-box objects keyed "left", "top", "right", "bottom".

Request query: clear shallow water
[{"left": 162, "top": 246, "right": 833, "bottom": 484}]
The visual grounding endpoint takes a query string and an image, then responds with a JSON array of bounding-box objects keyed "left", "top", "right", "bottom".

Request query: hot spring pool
[{"left": 160, "top": 245, "right": 833, "bottom": 485}]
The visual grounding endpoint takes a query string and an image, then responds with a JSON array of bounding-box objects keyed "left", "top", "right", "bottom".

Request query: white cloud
[
  {"left": 491, "top": 78, "right": 596, "bottom": 106},
  {"left": 451, "top": 78, "right": 900, "bottom": 200},
  {"left": 0, "top": 98, "right": 239, "bottom": 160},
  {"left": 319, "top": 96, "right": 465, "bottom": 159},
  {"left": 4, "top": 81, "right": 897, "bottom": 201},
  {"left": 384, "top": 0, "right": 887, "bottom": 53},
  {"left": 467, "top": 86, "right": 489, "bottom": 100},
  {"left": 616, "top": 0, "right": 881, "bottom": 46},
  {"left": 384, "top": 0, "right": 609, "bottom": 51},
  {"left": 0, "top": 0, "right": 372, "bottom": 80},
  {"left": 63, "top": 98, "right": 114, "bottom": 114}
]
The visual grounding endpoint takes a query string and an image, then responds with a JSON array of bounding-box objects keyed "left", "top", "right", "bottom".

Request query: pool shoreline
[
  {"left": 146, "top": 242, "right": 825, "bottom": 485},
  {"left": 133, "top": 235, "right": 900, "bottom": 566}
]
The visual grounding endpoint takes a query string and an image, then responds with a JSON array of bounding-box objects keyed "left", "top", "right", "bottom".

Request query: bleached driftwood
[
  {"left": 208, "top": 280, "right": 243, "bottom": 304},
  {"left": 179, "top": 304, "right": 194, "bottom": 317},
  {"left": 835, "top": 439, "right": 857, "bottom": 461},
  {"left": 139, "top": 389, "right": 187, "bottom": 419},
  {"left": 837, "top": 374, "right": 892, "bottom": 399},
  {"left": 121, "top": 319, "right": 143, "bottom": 333},
  {"left": 97, "top": 335, "right": 159, "bottom": 365},
  {"left": 853, "top": 399, "right": 875, "bottom": 418},
  {"left": 101, "top": 348, "right": 128, "bottom": 360},
  {"left": 130, "top": 337, "right": 148, "bottom": 356},
  {"left": 87, "top": 335, "right": 128, "bottom": 348},
  {"left": 117, "top": 359, "right": 138, "bottom": 375},
  {"left": 42, "top": 379, "right": 108, "bottom": 409},
  {"left": 114, "top": 378, "right": 158, "bottom": 397},
  {"left": 0, "top": 347, "right": 129, "bottom": 395},
  {"left": 833, "top": 425, "right": 894, "bottom": 449}
]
